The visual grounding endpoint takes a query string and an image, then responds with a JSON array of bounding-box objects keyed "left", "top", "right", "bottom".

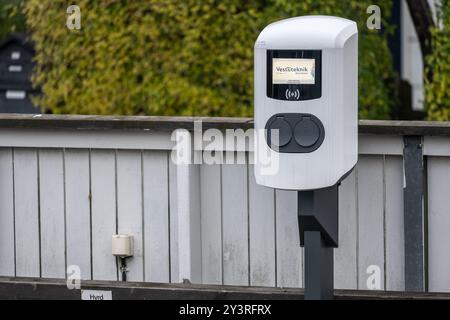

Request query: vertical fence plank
[
  {"left": 222, "top": 163, "right": 249, "bottom": 285},
  {"left": 143, "top": 151, "right": 170, "bottom": 282},
  {"left": 169, "top": 158, "right": 179, "bottom": 283},
  {"left": 275, "top": 189, "right": 302, "bottom": 288},
  {"left": 14, "top": 148, "right": 40, "bottom": 277},
  {"left": 248, "top": 164, "right": 276, "bottom": 287},
  {"left": 335, "top": 170, "right": 358, "bottom": 289},
  {"left": 90, "top": 149, "right": 117, "bottom": 281},
  {"left": 428, "top": 157, "right": 450, "bottom": 292},
  {"left": 357, "top": 155, "right": 385, "bottom": 290},
  {"left": 65, "top": 149, "right": 91, "bottom": 280},
  {"left": 384, "top": 155, "right": 405, "bottom": 291},
  {"left": 188, "top": 163, "right": 202, "bottom": 283},
  {"left": 39, "top": 149, "right": 65, "bottom": 278},
  {"left": 0, "top": 148, "right": 15, "bottom": 276},
  {"left": 175, "top": 155, "right": 202, "bottom": 283},
  {"left": 200, "top": 163, "right": 222, "bottom": 284},
  {"left": 117, "top": 150, "right": 143, "bottom": 282}
]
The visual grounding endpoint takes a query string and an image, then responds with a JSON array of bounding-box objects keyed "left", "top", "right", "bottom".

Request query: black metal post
[
  {"left": 304, "top": 231, "right": 334, "bottom": 300},
  {"left": 403, "top": 135, "right": 426, "bottom": 292},
  {"left": 298, "top": 185, "right": 339, "bottom": 300}
]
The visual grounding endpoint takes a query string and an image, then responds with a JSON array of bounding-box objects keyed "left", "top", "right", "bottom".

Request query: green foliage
[
  {"left": 0, "top": 0, "right": 26, "bottom": 40},
  {"left": 425, "top": 0, "right": 450, "bottom": 121},
  {"left": 24, "top": 0, "right": 394, "bottom": 118}
]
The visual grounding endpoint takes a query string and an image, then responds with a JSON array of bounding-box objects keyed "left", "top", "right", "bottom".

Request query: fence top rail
[{"left": 0, "top": 113, "right": 448, "bottom": 136}]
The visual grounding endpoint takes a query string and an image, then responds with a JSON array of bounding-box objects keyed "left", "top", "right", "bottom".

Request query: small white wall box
[
  {"left": 112, "top": 234, "right": 133, "bottom": 257},
  {"left": 254, "top": 16, "right": 358, "bottom": 190}
]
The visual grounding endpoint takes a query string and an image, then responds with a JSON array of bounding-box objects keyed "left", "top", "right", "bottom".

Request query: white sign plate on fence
[{"left": 81, "top": 289, "right": 112, "bottom": 300}]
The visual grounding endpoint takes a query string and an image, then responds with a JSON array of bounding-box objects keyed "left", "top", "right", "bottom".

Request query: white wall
[
  {"left": 0, "top": 125, "right": 448, "bottom": 292},
  {"left": 0, "top": 127, "right": 406, "bottom": 291}
]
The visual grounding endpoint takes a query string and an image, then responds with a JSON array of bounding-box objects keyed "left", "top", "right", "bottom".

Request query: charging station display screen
[{"left": 272, "top": 58, "right": 315, "bottom": 85}]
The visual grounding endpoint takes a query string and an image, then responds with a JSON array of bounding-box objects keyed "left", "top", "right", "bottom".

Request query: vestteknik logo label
[{"left": 275, "top": 66, "right": 308, "bottom": 73}]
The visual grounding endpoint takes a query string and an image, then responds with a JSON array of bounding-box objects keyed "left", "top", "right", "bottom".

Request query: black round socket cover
[
  {"left": 294, "top": 118, "right": 320, "bottom": 147},
  {"left": 268, "top": 117, "right": 292, "bottom": 147}
]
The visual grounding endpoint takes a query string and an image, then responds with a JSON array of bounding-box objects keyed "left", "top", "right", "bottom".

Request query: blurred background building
[
  {"left": 0, "top": 32, "right": 39, "bottom": 113},
  {"left": 398, "top": 0, "right": 436, "bottom": 113}
]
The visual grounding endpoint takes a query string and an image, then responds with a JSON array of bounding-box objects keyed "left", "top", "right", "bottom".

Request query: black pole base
[
  {"left": 304, "top": 231, "right": 334, "bottom": 300},
  {"left": 298, "top": 185, "right": 339, "bottom": 300}
]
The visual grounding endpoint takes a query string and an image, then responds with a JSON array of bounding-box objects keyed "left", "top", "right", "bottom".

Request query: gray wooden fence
[{"left": 0, "top": 115, "right": 449, "bottom": 292}]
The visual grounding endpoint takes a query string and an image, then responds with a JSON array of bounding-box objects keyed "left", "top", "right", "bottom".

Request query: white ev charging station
[{"left": 254, "top": 16, "right": 358, "bottom": 299}]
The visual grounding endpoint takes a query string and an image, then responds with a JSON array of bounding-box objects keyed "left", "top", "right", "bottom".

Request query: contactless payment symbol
[{"left": 285, "top": 88, "right": 300, "bottom": 100}]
